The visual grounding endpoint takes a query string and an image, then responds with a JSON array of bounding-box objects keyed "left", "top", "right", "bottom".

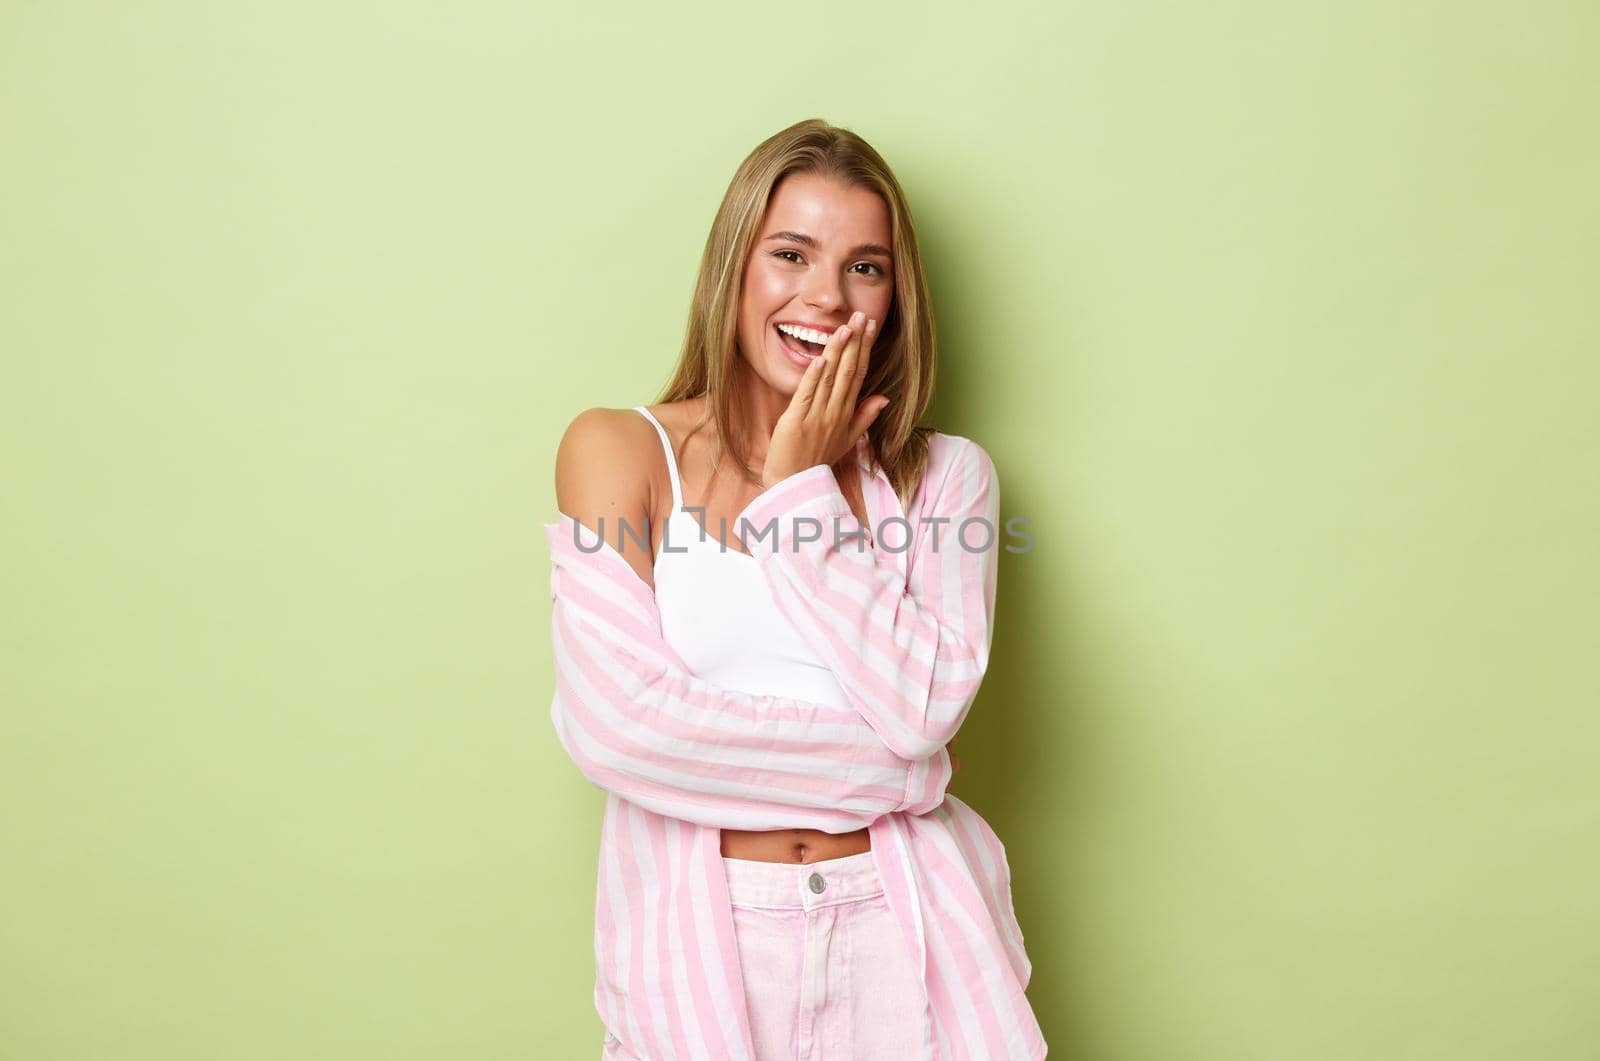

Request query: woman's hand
[{"left": 760, "top": 309, "right": 891, "bottom": 487}]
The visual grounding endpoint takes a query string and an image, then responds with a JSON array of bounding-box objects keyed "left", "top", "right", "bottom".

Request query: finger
[
  {"left": 848, "top": 395, "right": 887, "bottom": 443},
  {"left": 838, "top": 317, "right": 877, "bottom": 433},
  {"left": 791, "top": 341, "right": 826, "bottom": 411},
  {"left": 855, "top": 317, "right": 878, "bottom": 389},
  {"left": 812, "top": 320, "right": 853, "bottom": 420},
  {"left": 827, "top": 317, "right": 865, "bottom": 426},
  {"left": 847, "top": 318, "right": 877, "bottom": 418}
]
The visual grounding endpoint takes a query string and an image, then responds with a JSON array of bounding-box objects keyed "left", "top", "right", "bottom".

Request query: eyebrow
[{"left": 762, "top": 230, "right": 893, "bottom": 259}]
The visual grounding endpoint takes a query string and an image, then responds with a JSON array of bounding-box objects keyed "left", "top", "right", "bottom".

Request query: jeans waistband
[{"left": 721, "top": 849, "right": 884, "bottom": 910}]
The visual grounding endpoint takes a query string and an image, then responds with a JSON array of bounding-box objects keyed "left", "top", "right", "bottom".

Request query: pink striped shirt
[{"left": 542, "top": 430, "right": 1046, "bottom": 1059}]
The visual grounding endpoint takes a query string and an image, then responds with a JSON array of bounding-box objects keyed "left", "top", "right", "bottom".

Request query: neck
[{"left": 733, "top": 359, "right": 790, "bottom": 455}]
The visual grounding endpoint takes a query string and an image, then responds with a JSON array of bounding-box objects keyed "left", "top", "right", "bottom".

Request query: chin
[{"left": 740, "top": 334, "right": 802, "bottom": 393}]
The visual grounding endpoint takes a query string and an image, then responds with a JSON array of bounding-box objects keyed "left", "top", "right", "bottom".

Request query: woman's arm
[
  {"left": 544, "top": 409, "right": 951, "bottom": 832},
  {"left": 732, "top": 435, "right": 1001, "bottom": 761}
]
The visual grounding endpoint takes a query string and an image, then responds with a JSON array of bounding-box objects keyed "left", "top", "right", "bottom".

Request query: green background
[{"left": 3, "top": 1, "right": 1596, "bottom": 1057}]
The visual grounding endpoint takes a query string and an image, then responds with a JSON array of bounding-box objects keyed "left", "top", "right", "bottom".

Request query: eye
[{"left": 771, "top": 250, "right": 886, "bottom": 276}]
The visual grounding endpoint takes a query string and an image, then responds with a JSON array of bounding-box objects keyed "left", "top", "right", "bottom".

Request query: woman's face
[{"left": 736, "top": 172, "right": 895, "bottom": 398}]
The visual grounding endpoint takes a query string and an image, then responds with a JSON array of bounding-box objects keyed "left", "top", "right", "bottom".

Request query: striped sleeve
[
  {"left": 733, "top": 437, "right": 1001, "bottom": 761},
  {"left": 541, "top": 516, "right": 952, "bottom": 831}
]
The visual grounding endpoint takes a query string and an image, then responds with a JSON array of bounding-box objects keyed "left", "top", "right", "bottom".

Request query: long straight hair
[{"left": 653, "top": 118, "right": 938, "bottom": 510}]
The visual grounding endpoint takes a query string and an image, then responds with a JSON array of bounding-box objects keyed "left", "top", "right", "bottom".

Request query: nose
[{"left": 802, "top": 269, "right": 845, "bottom": 316}]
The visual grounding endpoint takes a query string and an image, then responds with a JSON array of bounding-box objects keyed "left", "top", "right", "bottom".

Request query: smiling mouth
[{"left": 774, "top": 324, "right": 827, "bottom": 360}]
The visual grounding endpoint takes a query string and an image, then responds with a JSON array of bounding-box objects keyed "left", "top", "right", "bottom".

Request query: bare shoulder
[
  {"left": 553, "top": 407, "right": 660, "bottom": 585},
  {"left": 556, "top": 406, "right": 655, "bottom": 462},
  {"left": 639, "top": 396, "right": 711, "bottom": 443}
]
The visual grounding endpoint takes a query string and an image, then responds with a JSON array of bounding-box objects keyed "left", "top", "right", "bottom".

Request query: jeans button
[{"left": 808, "top": 871, "right": 825, "bottom": 894}]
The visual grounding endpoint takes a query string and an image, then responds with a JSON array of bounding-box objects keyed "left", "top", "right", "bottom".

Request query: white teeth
[{"left": 777, "top": 322, "right": 831, "bottom": 346}]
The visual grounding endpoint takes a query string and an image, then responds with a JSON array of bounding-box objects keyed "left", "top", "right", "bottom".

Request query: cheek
[
  {"left": 749, "top": 267, "right": 792, "bottom": 307},
  {"left": 869, "top": 287, "right": 894, "bottom": 325}
]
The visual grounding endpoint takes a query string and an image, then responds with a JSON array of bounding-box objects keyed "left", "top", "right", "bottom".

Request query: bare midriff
[
  {"left": 720, "top": 826, "right": 872, "bottom": 863},
  {"left": 643, "top": 402, "right": 878, "bottom": 867}
]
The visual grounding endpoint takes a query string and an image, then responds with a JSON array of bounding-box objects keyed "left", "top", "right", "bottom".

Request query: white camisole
[{"left": 632, "top": 405, "right": 853, "bottom": 711}]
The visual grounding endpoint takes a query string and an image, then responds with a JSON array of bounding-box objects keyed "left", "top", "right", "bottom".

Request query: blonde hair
[{"left": 654, "top": 117, "right": 937, "bottom": 510}]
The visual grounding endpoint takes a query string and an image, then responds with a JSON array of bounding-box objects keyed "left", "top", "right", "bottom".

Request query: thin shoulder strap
[{"left": 632, "top": 405, "right": 683, "bottom": 510}]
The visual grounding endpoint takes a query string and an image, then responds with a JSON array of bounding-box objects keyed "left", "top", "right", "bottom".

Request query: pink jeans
[{"left": 602, "top": 849, "right": 930, "bottom": 1060}]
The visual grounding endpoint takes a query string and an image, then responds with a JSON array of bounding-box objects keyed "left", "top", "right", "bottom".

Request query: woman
[{"left": 550, "top": 118, "right": 1043, "bottom": 1059}]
